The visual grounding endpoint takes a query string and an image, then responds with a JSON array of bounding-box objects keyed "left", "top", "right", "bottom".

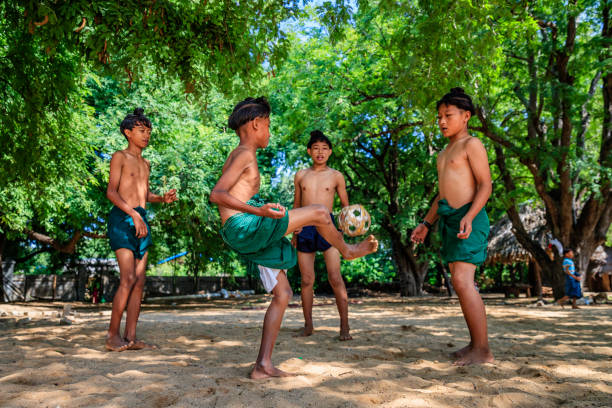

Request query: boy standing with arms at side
[
  {"left": 411, "top": 88, "right": 493, "bottom": 366},
  {"left": 292, "top": 131, "right": 352, "bottom": 340},
  {"left": 210, "top": 97, "right": 377, "bottom": 379},
  {"left": 105, "top": 108, "right": 177, "bottom": 352}
]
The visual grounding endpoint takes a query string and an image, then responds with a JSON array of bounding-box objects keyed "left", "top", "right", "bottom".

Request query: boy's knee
[
  {"left": 451, "top": 276, "right": 472, "bottom": 293},
  {"left": 314, "top": 205, "right": 330, "bottom": 222},
  {"left": 275, "top": 287, "right": 293, "bottom": 305},
  {"left": 301, "top": 274, "right": 315, "bottom": 288},
  {"left": 121, "top": 274, "right": 137, "bottom": 288},
  {"left": 328, "top": 275, "right": 344, "bottom": 289},
  {"left": 134, "top": 274, "right": 146, "bottom": 287}
]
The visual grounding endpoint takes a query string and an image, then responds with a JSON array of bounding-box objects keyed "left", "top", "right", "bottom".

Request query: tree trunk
[
  {"left": 528, "top": 261, "right": 543, "bottom": 299},
  {"left": 536, "top": 256, "right": 564, "bottom": 300},
  {"left": 384, "top": 218, "right": 427, "bottom": 296}
]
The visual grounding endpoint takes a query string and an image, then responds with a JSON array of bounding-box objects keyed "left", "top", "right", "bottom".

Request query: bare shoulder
[
  {"left": 294, "top": 168, "right": 309, "bottom": 182},
  {"left": 464, "top": 136, "right": 486, "bottom": 151},
  {"left": 112, "top": 150, "right": 127, "bottom": 159},
  {"left": 329, "top": 167, "right": 345, "bottom": 180},
  {"left": 144, "top": 158, "right": 151, "bottom": 168},
  {"left": 223, "top": 146, "right": 255, "bottom": 170},
  {"left": 110, "top": 150, "right": 127, "bottom": 164}
]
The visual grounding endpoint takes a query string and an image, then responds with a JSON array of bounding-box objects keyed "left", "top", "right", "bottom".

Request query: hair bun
[
  {"left": 450, "top": 87, "right": 465, "bottom": 95},
  {"left": 133, "top": 107, "right": 145, "bottom": 116}
]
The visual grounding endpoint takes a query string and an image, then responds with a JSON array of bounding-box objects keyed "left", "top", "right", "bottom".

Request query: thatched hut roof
[
  {"left": 486, "top": 205, "right": 609, "bottom": 267},
  {"left": 486, "top": 205, "right": 549, "bottom": 265}
]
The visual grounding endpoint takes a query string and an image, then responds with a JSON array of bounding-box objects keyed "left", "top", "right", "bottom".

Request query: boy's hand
[
  {"left": 259, "top": 203, "right": 286, "bottom": 219},
  {"left": 131, "top": 212, "right": 148, "bottom": 238},
  {"left": 457, "top": 216, "right": 472, "bottom": 239},
  {"left": 290, "top": 228, "right": 303, "bottom": 247},
  {"left": 163, "top": 189, "right": 178, "bottom": 203},
  {"left": 410, "top": 224, "right": 428, "bottom": 244}
]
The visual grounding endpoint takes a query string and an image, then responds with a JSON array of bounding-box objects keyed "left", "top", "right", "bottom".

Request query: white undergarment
[{"left": 257, "top": 265, "right": 283, "bottom": 293}]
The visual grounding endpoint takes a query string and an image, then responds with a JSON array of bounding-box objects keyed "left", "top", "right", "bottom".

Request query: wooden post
[{"left": 0, "top": 232, "right": 5, "bottom": 302}]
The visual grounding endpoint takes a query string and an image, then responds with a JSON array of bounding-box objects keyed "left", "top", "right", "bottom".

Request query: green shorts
[{"left": 107, "top": 206, "right": 152, "bottom": 259}]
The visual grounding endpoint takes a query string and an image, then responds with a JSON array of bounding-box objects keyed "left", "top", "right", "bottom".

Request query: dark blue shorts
[{"left": 296, "top": 213, "right": 335, "bottom": 253}]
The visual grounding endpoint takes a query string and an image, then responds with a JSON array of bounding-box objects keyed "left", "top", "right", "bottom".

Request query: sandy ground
[{"left": 0, "top": 294, "right": 611, "bottom": 408}]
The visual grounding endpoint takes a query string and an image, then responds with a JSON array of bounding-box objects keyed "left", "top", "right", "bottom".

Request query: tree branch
[
  {"left": 350, "top": 91, "right": 397, "bottom": 106},
  {"left": 575, "top": 70, "right": 603, "bottom": 190},
  {"left": 12, "top": 247, "right": 54, "bottom": 263},
  {"left": 24, "top": 229, "right": 83, "bottom": 254},
  {"left": 364, "top": 121, "right": 423, "bottom": 138},
  {"left": 494, "top": 146, "right": 555, "bottom": 270}
]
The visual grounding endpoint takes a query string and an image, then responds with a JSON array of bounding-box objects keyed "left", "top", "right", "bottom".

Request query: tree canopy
[{"left": 1, "top": 0, "right": 610, "bottom": 299}]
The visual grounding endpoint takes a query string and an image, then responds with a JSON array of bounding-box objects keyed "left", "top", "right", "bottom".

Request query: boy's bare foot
[
  {"left": 451, "top": 343, "right": 472, "bottom": 359},
  {"left": 339, "top": 327, "right": 352, "bottom": 341},
  {"left": 572, "top": 305, "right": 580, "bottom": 309},
  {"left": 344, "top": 235, "right": 378, "bottom": 260},
  {"left": 125, "top": 338, "right": 158, "bottom": 350},
  {"left": 294, "top": 325, "right": 314, "bottom": 337},
  {"left": 453, "top": 347, "right": 494, "bottom": 366},
  {"left": 105, "top": 334, "right": 130, "bottom": 352},
  {"left": 250, "top": 363, "right": 296, "bottom": 379}
]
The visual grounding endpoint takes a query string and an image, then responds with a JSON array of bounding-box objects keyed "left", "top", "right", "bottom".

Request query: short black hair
[
  {"left": 563, "top": 248, "right": 574, "bottom": 255},
  {"left": 120, "top": 108, "right": 151, "bottom": 139},
  {"left": 228, "top": 97, "right": 271, "bottom": 131},
  {"left": 436, "top": 87, "right": 476, "bottom": 115},
  {"left": 307, "top": 130, "right": 332, "bottom": 149}
]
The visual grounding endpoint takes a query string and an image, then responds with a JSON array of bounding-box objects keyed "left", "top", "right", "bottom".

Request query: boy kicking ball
[{"left": 210, "top": 97, "right": 377, "bottom": 378}]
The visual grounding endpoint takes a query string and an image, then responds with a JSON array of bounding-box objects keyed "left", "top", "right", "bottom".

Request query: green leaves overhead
[{"left": 20, "top": 0, "right": 304, "bottom": 93}]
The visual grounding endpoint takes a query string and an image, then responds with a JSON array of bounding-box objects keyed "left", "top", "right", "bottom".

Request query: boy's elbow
[{"left": 209, "top": 190, "right": 220, "bottom": 204}]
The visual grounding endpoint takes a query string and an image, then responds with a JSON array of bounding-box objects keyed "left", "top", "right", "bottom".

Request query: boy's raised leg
[
  {"left": 450, "top": 262, "right": 494, "bottom": 366},
  {"left": 324, "top": 248, "right": 351, "bottom": 340},
  {"left": 251, "top": 271, "right": 295, "bottom": 379},
  {"left": 123, "top": 252, "right": 156, "bottom": 350},
  {"left": 296, "top": 252, "right": 316, "bottom": 337},
  {"left": 106, "top": 249, "right": 137, "bottom": 352},
  {"left": 286, "top": 205, "right": 377, "bottom": 260}
]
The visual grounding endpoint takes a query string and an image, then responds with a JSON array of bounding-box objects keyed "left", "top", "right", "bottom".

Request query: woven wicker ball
[{"left": 338, "top": 204, "right": 371, "bottom": 237}]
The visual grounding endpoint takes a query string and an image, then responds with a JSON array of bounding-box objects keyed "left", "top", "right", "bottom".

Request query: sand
[{"left": 0, "top": 295, "right": 611, "bottom": 408}]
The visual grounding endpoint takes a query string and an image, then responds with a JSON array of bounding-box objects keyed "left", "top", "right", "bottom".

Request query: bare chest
[
  {"left": 438, "top": 146, "right": 468, "bottom": 174},
  {"left": 300, "top": 173, "right": 336, "bottom": 196},
  {"left": 122, "top": 158, "right": 149, "bottom": 184}
]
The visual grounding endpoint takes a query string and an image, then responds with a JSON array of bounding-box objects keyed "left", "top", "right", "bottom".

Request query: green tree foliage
[
  {"left": 339, "top": 0, "right": 611, "bottom": 298},
  {"left": 468, "top": 0, "right": 612, "bottom": 298},
  {"left": 268, "top": 12, "right": 439, "bottom": 295},
  {"left": 0, "top": 0, "right": 307, "bottom": 299},
  {"left": 1, "top": 0, "right": 303, "bottom": 236}
]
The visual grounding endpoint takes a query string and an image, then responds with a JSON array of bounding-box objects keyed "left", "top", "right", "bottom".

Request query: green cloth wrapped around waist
[
  {"left": 437, "top": 199, "right": 489, "bottom": 266},
  {"left": 220, "top": 199, "right": 296, "bottom": 275}
]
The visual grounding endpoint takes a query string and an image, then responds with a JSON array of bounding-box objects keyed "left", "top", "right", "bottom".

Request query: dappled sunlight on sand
[{"left": 1, "top": 295, "right": 611, "bottom": 407}]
